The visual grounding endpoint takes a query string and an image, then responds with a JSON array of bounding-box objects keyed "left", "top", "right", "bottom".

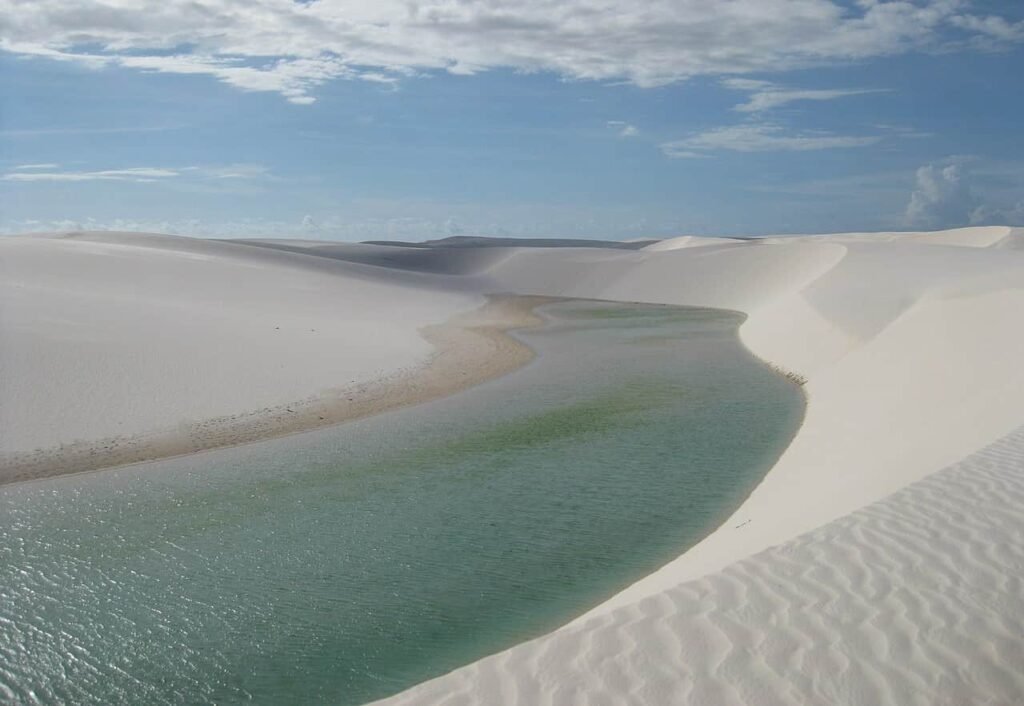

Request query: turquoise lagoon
[{"left": 0, "top": 301, "right": 804, "bottom": 704}]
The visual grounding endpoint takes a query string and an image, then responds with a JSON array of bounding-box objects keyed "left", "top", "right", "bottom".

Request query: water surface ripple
[{"left": 0, "top": 301, "right": 804, "bottom": 704}]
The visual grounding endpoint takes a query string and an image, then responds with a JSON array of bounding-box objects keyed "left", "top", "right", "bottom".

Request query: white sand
[
  {"left": 478, "top": 227, "right": 1024, "bottom": 600},
  {"left": 372, "top": 226, "right": 1024, "bottom": 704},
  {"left": 4, "top": 226, "right": 1024, "bottom": 703},
  {"left": 0, "top": 232, "right": 541, "bottom": 481},
  {"left": 382, "top": 424, "right": 1024, "bottom": 705}
]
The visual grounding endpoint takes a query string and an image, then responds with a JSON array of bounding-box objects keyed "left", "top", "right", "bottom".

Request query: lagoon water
[{"left": 0, "top": 301, "right": 803, "bottom": 705}]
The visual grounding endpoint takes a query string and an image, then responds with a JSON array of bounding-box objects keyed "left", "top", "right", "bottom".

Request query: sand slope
[
  {"left": 373, "top": 226, "right": 1024, "bottom": 703},
  {"left": 0, "top": 232, "right": 484, "bottom": 476},
  {"left": 381, "top": 422, "right": 1024, "bottom": 705},
  {"left": 474, "top": 229, "right": 1024, "bottom": 604}
]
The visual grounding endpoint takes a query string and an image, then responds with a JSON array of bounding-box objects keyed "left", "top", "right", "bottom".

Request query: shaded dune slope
[{"left": 235, "top": 238, "right": 515, "bottom": 276}]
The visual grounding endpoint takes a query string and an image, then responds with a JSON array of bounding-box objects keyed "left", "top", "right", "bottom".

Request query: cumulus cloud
[
  {"left": 661, "top": 123, "right": 879, "bottom": 157},
  {"left": 0, "top": 1, "right": 1021, "bottom": 103},
  {"left": 904, "top": 161, "right": 979, "bottom": 228},
  {"left": 903, "top": 159, "right": 1024, "bottom": 228},
  {"left": 970, "top": 201, "right": 1024, "bottom": 226},
  {"left": 721, "top": 78, "right": 886, "bottom": 113}
]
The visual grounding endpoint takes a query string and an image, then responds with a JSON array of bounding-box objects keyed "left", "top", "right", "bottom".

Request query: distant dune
[
  {"left": 4, "top": 226, "right": 1024, "bottom": 704},
  {"left": 362, "top": 235, "right": 659, "bottom": 249}
]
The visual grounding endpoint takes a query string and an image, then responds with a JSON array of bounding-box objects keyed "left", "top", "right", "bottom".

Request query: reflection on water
[{"left": 0, "top": 301, "right": 804, "bottom": 705}]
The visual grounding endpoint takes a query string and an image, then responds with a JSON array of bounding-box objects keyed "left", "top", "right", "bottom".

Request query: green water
[{"left": 0, "top": 301, "right": 804, "bottom": 705}]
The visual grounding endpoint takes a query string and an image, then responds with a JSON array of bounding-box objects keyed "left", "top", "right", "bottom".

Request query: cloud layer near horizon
[
  {"left": 661, "top": 123, "right": 881, "bottom": 158},
  {"left": 1, "top": 163, "right": 271, "bottom": 183},
  {"left": 2, "top": 0, "right": 1022, "bottom": 103}
]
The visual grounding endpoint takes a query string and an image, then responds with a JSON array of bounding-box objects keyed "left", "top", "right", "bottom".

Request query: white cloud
[
  {"left": 117, "top": 54, "right": 360, "bottom": 105},
  {"left": 658, "top": 149, "right": 708, "bottom": 159},
  {"left": 2, "top": 167, "right": 179, "bottom": 182},
  {"left": 872, "top": 124, "right": 934, "bottom": 139},
  {"left": 905, "top": 162, "right": 976, "bottom": 228},
  {"left": 951, "top": 13, "right": 1024, "bottom": 42},
  {"left": 606, "top": 120, "right": 639, "bottom": 138},
  {"left": 199, "top": 164, "right": 272, "bottom": 179},
  {"left": 970, "top": 201, "right": 1024, "bottom": 226},
  {"left": 904, "top": 160, "right": 987, "bottom": 228},
  {"left": 2, "top": 163, "right": 271, "bottom": 183},
  {"left": 661, "top": 123, "right": 879, "bottom": 157},
  {"left": 719, "top": 78, "right": 774, "bottom": 92},
  {"left": 906, "top": 159, "right": 1024, "bottom": 228},
  {"left": 721, "top": 78, "right": 886, "bottom": 112},
  {"left": 13, "top": 163, "right": 60, "bottom": 170},
  {"left": 0, "top": 1, "right": 1021, "bottom": 103}
]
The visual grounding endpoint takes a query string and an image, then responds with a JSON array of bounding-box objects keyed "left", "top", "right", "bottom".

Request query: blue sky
[{"left": 2, "top": 0, "right": 1024, "bottom": 240}]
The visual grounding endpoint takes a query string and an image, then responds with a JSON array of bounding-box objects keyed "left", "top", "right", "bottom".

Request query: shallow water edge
[
  {"left": 0, "top": 294, "right": 555, "bottom": 485},
  {"left": 0, "top": 300, "right": 806, "bottom": 705}
]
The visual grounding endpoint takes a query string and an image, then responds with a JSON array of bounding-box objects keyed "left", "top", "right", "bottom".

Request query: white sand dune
[
  {"left": 4, "top": 226, "right": 1024, "bottom": 703},
  {"left": 370, "top": 226, "right": 1024, "bottom": 704},
  {"left": 642, "top": 234, "right": 747, "bottom": 251},
  {"left": 0, "top": 232, "right": 488, "bottom": 479},
  {"left": 467, "top": 228, "right": 1024, "bottom": 603},
  {"left": 381, "top": 423, "right": 1024, "bottom": 705}
]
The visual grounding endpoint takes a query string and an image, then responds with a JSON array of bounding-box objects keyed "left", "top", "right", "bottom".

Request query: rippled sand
[{"left": 379, "top": 423, "right": 1024, "bottom": 705}]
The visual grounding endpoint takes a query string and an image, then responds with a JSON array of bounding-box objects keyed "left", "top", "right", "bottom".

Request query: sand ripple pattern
[{"left": 380, "top": 425, "right": 1024, "bottom": 705}]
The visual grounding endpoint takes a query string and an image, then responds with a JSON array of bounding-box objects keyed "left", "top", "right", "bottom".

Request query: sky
[{"left": 2, "top": 0, "right": 1024, "bottom": 241}]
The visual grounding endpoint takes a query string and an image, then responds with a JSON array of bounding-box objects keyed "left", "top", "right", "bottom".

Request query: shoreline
[
  {"left": 472, "top": 306, "right": 809, "bottom": 638},
  {"left": 373, "top": 227, "right": 1024, "bottom": 703},
  {"left": 0, "top": 294, "right": 556, "bottom": 487},
  {"left": 563, "top": 311, "right": 812, "bottom": 620},
  {"left": 6, "top": 228, "right": 1024, "bottom": 704}
]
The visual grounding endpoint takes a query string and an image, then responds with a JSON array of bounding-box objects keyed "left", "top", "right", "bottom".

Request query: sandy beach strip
[{"left": 0, "top": 294, "right": 552, "bottom": 485}]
